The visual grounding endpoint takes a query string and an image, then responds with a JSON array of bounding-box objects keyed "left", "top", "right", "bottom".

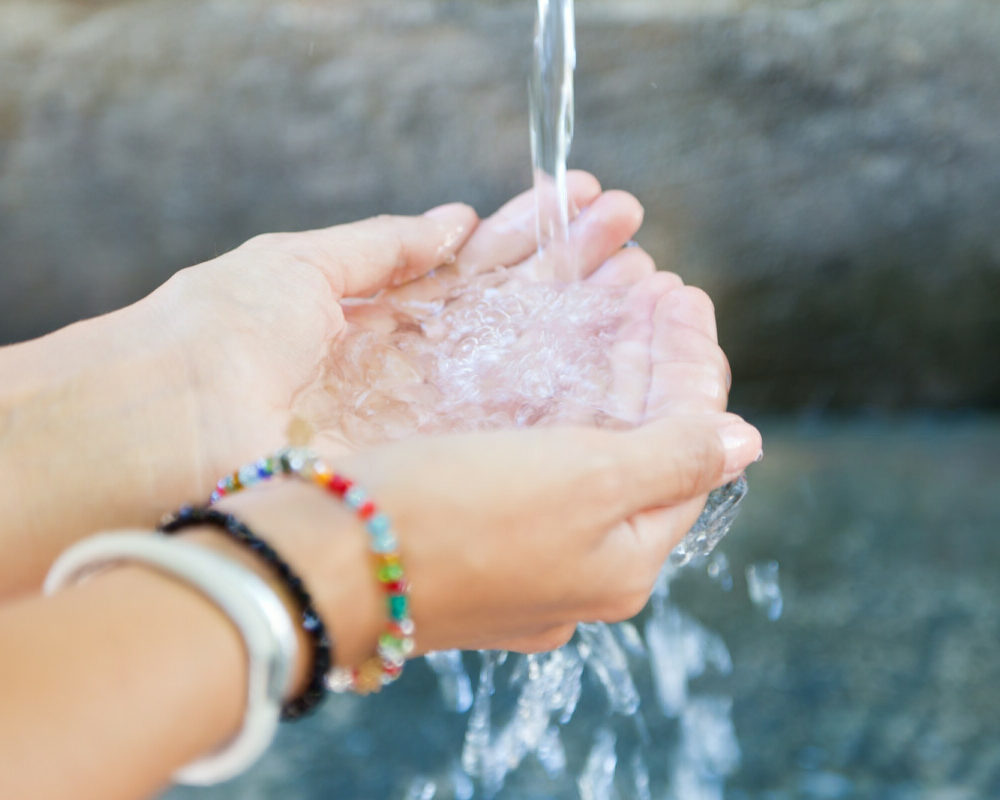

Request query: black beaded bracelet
[{"left": 157, "top": 506, "right": 333, "bottom": 721}]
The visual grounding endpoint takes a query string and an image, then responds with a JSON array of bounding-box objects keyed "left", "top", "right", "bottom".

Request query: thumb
[
  {"left": 242, "top": 203, "right": 479, "bottom": 298},
  {"left": 609, "top": 413, "right": 761, "bottom": 516}
]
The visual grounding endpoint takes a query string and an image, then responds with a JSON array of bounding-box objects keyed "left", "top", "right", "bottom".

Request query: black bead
[{"left": 157, "top": 505, "right": 333, "bottom": 721}]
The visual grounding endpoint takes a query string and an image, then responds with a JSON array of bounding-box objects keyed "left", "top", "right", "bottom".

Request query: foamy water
[{"left": 297, "top": 273, "right": 632, "bottom": 448}]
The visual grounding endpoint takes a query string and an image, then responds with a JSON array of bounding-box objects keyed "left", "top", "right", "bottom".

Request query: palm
[
  {"left": 333, "top": 179, "right": 728, "bottom": 442},
  {"left": 167, "top": 172, "right": 729, "bottom": 490}
]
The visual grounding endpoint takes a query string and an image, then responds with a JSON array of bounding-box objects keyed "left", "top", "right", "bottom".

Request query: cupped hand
[
  {"left": 149, "top": 172, "right": 651, "bottom": 482},
  {"left": 152, "top": 171, "right": 749, "bottom": 658},
  {"left": 219, "top": 411, "right": 761, "bottom": 664},
  {"left": 150, "top": 171, "right": 728, "bottom": 493}
]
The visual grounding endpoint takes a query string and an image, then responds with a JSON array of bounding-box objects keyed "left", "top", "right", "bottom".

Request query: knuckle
[
  {"left": 244, "top": 232, "right": 329, "bottom": 270},
  {"left": 687, "top": 427, "right": 727, "bottom": 489},
  {"left": 243, "top": 231, "right": 291, "bottom": 250},
  {"left": 368, "top": 216, "right": 409, "bottom": 276},
  {"left": 663, "top": 438, "right": 721, "bottom": 500}
]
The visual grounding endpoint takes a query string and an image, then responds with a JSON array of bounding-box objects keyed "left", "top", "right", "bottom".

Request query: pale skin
[{"left": 0, "top": 172, "right": 761, "bottom": 800}]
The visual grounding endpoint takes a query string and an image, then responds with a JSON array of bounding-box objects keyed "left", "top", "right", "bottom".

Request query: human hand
[
  {"left": 0, "top": 171, "right": 735, "bottom": 597},
  {"left": 218, "top": 411, "right": 762, "bottom": 663},
  {"left": 281, "top": 172, "right": 733, "bottom": 450},
  {"left": 150, "top": 171, "right": 656, "bottom": 479}
]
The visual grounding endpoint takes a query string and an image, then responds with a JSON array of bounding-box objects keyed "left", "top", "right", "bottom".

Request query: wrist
[
  {"left": 176, "top": 527, "right": 316, "bottom": 701},
  {"left": 214, "top": 481, "right": 385, "bottom": 670},
  {"left": 0, "top": 300, "right": 205, "bottom": 596}
]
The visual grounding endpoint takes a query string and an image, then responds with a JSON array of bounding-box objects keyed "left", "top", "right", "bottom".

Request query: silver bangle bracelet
[{"left": 43, "top": 531, "right": 298, "bottom": 785}]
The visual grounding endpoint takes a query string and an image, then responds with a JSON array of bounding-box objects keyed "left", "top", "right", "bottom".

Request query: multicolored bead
[{"left": 210, "top": 446, "right": 415, "bottom": 697}]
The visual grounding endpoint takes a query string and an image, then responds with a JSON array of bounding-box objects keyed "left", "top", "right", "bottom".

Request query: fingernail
[
  {"left": 718, "top": 419, "right": 763, "bottom": 481},
  {"left": 753, "top": 448, "right": 764, "bottom": 464}
]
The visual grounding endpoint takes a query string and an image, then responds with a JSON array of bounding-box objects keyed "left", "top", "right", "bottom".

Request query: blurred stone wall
[{"left": 2, "top": 0, "right": 999, "bottom": 410}]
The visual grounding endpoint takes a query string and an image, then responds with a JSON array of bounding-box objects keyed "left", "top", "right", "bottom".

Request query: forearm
[
  {"left": 0, "top": 484, "right": 382, "bottom": 800},
  {"left": 0, "top": 300, "right": 205, "bottom": 598},
  {"left": 0, "top": 482, "right": 385, "bottom": 800},
  {"left": 0, "top": 565, "right": 246, "bottom": 800}
]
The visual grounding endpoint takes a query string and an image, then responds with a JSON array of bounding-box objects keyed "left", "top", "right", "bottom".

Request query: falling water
[{"left": 530, "top": 0, "right": 577, "bottom": 279}]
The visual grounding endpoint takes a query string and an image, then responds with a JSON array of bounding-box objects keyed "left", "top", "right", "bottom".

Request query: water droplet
[
  {"left": 746, "top": 561, "right": 783, "bottom": 621},
  {"left": 707, "top": 551, "right": 734, "bottom": 591}
]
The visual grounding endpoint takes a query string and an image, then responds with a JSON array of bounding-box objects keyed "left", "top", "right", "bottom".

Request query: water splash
[
  {"left": 577, "top": 623, "right": 640, "bottom": 716},
  {"left": 403, "top": 777, "right": 438, "bottom": 800},
  {"left": 672, "top": 476, "right": 749, "bottom": 566},
  {"left": 578, "top": 728, "right": 617, "bottom": 800},
  {"left": 629, "top": 751, "right": 652, "bottom": 800},
  {"left": 746, "top": 561, "right": 783, "bottom": 621},
  {"left": 671, "top": 697, "right": 741, "bottom": 800},
  {"left": 432, "top": 559, "right": 745, "bottom": 799},
  {"left": 425, "top": 650, "right": 474, "bottom": 714},
  {"left": 460, "top": 647, "right": 585, "bottom": 795},
  {"left": 706, "top": 551, "right": 734, "bottom": 592}
]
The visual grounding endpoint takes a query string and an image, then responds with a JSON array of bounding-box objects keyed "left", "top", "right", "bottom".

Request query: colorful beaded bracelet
[
  {"left": 158, "top": 506, "right": 333, "bottom": 720},
  {"left": 210, "top": 447, "right": 415, "bottom": 695}
]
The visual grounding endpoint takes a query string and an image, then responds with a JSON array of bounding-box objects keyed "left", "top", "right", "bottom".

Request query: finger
[
  {"left": 651, "top": 321, "right": 730, "bottom": 384},
  {"left": 455, "top": 170, "right": 602, "bottom": 274},
  {"left": 607, "top": 272, "right": 678, "bottom": 423},
  {"left": 647, "top": 312, "right": 731, "bottom": 416},
  {"left": 654, "top": 285, "right": 718, "bottom": 343},
  {"left": 630, "top": 497, "right": 709, "bottom": 563},
  {"left": 241, "top": 203, "right": 478, "bottom": 298},
  {"left": 647, "top": 364, "right": 729, "bottom": 414},
  {"left": 517, "top": 190, "right": 644, "bottom": 280},
  {"left": 588, "top": 496, "right": 707, "bottom": 602},
  {"left": 603, "top": 413, "right": 761, "bottom": 520},
  {"left": 586, "top": 246, "right": 666, "bottom": 288}
]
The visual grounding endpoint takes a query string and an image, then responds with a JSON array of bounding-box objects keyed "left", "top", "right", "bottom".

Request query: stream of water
[{"left": 529, "top": 0, "right": 577, "bottom": 279}]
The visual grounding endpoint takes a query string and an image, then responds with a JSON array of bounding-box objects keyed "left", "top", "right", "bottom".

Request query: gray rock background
[{"left": 2, "top": 0, "right": 999, "bottom": 410}]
